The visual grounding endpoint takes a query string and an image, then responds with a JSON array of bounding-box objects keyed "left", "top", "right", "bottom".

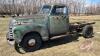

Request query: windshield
[{"left": 39, "top": 5, "right": 51, "bottom": 14}]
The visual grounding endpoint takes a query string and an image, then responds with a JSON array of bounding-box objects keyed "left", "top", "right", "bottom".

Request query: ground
[{"left": 0, "top": 15, "right": 100, "bottom": 56}]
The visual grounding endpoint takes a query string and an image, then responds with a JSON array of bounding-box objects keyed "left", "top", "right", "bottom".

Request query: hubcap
[{"left": 28, "top": 39, "right": 36, "bottom": 47}]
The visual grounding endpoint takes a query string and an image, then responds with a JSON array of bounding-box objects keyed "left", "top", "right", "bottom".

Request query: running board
[{"left": 50, "top": 34, "right": 68, "bottom": 40}]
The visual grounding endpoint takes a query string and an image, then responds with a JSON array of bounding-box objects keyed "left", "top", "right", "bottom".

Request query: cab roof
[{"left": 44, "top": 3, "right": 66, "bottom": 7}]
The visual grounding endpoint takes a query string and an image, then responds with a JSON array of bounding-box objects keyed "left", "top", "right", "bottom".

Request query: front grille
[{"left": 9, "top": 27, "right": 13, "bottom": 39}]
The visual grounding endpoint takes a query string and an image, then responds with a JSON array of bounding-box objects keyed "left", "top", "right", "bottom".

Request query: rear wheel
[{"left": 82, "top": 25, "right": 93, "bottom": 38}]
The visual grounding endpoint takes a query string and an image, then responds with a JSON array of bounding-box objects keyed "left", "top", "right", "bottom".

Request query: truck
[{"left": 6, "top": 4, "right": 95, "bottom": 53}]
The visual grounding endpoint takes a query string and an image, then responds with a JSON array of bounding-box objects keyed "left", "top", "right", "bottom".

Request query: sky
[
  {"left": 86, "top": 0, "right": 100, "bottom": 4},
  {"left": 85, "top": 0, "right": 100, "bottom": 7}
]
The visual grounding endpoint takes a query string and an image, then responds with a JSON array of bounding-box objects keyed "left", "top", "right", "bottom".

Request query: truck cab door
[{"left": 49, "top": 6, "right": 69, "bottom": 35}]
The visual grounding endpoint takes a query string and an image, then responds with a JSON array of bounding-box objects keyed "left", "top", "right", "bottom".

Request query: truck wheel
[
  {"left": 21, "top": 33, "right": 42, "bottom": 52},
  {"left": 82, "top": 25, "right": 93, "bottom": 38}
]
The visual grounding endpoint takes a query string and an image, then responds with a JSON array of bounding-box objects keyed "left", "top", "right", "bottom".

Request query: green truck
[{"left": 6, "top": 4, "right": 95, "bottom": 53}]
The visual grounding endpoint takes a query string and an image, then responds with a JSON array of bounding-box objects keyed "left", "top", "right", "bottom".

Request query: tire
[
  {"left": 82, "top": 25, "right": 93, "bottom": 38},
  {"left": 20, "top": 33, "right": 42, "bottom": 52}
]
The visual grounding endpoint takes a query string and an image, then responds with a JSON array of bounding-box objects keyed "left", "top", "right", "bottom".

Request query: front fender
[
  {"left": 13, "top": 25, "right": 35, "bottom": 43},
  {"left": 14, "top": 30, "right": 22, "bottom": 43},
  {"left": 13, "top": 26, "right": 28, "bottom": 43},
  {"left": 14, "top": 24, "right": 49, "bottom": 43}
]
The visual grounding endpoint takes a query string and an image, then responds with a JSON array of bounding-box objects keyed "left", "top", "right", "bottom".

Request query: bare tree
[{"left": 0, "top": 0, "right": 99, "bottom": 16}]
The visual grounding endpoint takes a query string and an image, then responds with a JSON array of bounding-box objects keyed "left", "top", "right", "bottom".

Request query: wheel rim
[{"left": 28, "top": 39, "right": 36, "bottom": 47}]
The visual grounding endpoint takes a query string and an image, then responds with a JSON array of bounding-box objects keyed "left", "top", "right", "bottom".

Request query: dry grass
[{"left": 0, "top": 15, "right": 100, "bottom": 56}]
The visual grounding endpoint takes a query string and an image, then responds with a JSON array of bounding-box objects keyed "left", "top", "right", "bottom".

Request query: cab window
[
  {"left": 51, "top": 6, "right": 68, "bottom": 15},
  {"left": 39, "top": 5, "right": 51, "bottom": 14}
]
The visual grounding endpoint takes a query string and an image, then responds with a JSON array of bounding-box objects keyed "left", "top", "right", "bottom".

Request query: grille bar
[{"left": 9, "top": 27, "right": 13, "bottom": 38}]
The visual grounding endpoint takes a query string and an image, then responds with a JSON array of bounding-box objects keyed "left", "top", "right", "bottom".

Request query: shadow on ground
[{"left": 42, "top": 34, "right": 79, "bottom": 49}]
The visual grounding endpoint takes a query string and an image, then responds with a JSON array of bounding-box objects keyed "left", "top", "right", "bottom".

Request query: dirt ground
[{"left": 0, "top": 15, "right": 100, "bottom": 56}]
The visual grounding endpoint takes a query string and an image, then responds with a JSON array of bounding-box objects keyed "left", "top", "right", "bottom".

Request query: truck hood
[
  {"left": 11, "top": 14, "right": 48, "bottom": 26},
  {"left": 14, "top": 14, "right": 48, "bottom": 19}
]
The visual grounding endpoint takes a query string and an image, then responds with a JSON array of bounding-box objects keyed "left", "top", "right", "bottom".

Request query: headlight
[
  {"left": 11, "top": 19, "right": 19, "bottom": 25},
  {"left": 9, "top": 19, "right": 16, "bottom": 26}
]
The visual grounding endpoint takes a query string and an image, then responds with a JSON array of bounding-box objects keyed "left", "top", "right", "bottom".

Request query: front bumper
[
  {"left": 6, "top": 26, "right": 15, "bottom": 46},
  {"left": 6, "top": 26, "right": 23, "bottom": 45},
  {"left": 6, "top": 32, "right": 15, "bottom": 46}
]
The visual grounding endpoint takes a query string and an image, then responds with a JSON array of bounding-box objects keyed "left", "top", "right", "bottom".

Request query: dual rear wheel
[{"left": 82, "top": 25, "right": 93, "bottom": 38}]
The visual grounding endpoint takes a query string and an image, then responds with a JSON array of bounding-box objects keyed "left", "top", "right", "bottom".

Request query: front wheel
[{"left": 20, "top": 33, "right": 42, "bottom": 52}]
